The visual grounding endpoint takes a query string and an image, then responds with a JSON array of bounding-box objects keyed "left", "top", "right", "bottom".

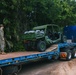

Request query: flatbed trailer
[
  {"left": 0, "top": 43, "right": 76, "bottom": 75},
  {"left": 0, "top": 44, "right": 59, "bottom": 67}
]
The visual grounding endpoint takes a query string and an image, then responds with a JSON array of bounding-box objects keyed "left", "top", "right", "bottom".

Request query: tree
[{"left": 0, "top": 0, "right": 76, "bottom": 51}]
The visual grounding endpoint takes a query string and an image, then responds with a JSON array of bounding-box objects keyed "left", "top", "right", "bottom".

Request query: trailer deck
[
  {"left": 1, "top": 43, "right": 76, "bottom": 67},
  {"left": 0, "top": 44, "right": 59, "bottom": 67},
  {"left": 1, "top": 43, "right": 76, "bottom": 75}
]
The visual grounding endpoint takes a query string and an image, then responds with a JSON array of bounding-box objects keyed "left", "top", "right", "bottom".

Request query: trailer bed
[
  {"left": 0, "top": 44, "right": 59, "bottom": 67},
  {"left": 0, "top": 44, "right": 57, "bottom": 60}
]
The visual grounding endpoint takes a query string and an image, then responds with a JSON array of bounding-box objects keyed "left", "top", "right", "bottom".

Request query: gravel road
[{"left": 18, "top": 59, "right": 76, "bottom": 75}]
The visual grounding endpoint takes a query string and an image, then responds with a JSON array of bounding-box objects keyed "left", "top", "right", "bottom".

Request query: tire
[
  {"left": 72, "top": 48, "right": 76, "bottom": 58},
  {"left": 66, "top": 50, "right": 72, "bottom": 61},
  {"left": 37, "top": 41, "right": 46, "bottom": 52}
]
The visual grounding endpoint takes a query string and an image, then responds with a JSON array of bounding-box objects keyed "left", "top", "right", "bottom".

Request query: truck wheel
[
  {"left": 72, "top": 48, "right": 76, "bottom": 58},
  {"left": 37, "top": 41, "right": 46, "bottom": 52},
  {"left": 66, "top": 50, "right": 72, "bottom": 61}
]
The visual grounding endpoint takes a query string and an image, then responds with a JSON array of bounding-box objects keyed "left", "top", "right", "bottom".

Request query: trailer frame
[{"left": 0, "top": 43, "right": 76, "bottom": 75}]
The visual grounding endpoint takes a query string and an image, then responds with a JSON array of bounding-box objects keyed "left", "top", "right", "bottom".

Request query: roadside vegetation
[{"left": 0, "top": 0, "right": 76, "bottom": 51}]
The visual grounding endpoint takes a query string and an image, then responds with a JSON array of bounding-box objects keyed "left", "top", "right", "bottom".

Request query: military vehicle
[{"left": 23, "top": 24, "right": 65, "bottom": 52}]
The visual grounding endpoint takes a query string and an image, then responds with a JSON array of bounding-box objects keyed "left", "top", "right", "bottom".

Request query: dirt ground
[{"left": 19, "top": 59, "right": 76, "bottom": 75}]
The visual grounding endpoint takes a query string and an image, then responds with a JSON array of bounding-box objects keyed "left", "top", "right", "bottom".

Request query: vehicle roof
[{"left": 33, "top": 24, "right": 57, "bottom": 30}]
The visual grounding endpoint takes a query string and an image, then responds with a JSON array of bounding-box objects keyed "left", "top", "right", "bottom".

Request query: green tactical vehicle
[{"left": 23, "top": 24, "right": 66, "bottom": 52}]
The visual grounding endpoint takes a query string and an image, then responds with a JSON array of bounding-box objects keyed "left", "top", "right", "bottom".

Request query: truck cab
[{"left": 63, "top": 26, "right": 76, "bottom": 43}]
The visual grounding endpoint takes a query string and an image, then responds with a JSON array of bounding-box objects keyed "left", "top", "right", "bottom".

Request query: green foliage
[{"left": 0, "top": 0, "right": 76, "bottom": 51}]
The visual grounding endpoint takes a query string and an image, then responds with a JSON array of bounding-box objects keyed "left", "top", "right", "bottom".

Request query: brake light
[{"left": 60, "top": 52, "right": 67, "bottom": 58}]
